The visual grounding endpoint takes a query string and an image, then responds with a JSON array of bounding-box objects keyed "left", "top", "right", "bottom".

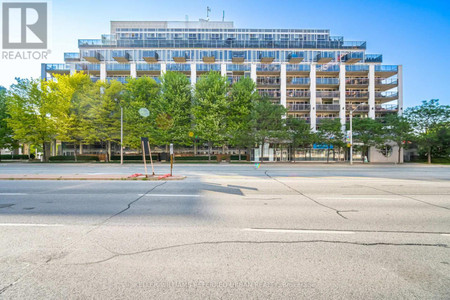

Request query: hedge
[
  {"left": 49, "top": 155, "right": 99, "bottom": 161},
  {"left": 175, "top": 156, "right": 216, "bottom": 161},
  {"left": 230, "top": 155, "right": 248, "bottom": 161},
  {"left": 111, "top": 155, "right": 158, "bottom": 161},
  {"left": 0, "top": 154, "right": 35, "bottom": 160}
]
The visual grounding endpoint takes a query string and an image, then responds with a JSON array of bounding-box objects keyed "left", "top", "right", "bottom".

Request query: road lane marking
[
  {"left": 140, "top": 194, "right": 202, "bottom": 197},
  {"left": 0, "top": 223, "right": 64, "bottom": 227},
  {"left": 243, "top": 228, "right": 355, "bottom": 234},
  {"left": 0, "top": 193, "right": 27, "bottom": 195},
  {"left": 442, "top": 234, "right": 450, "bottom": 237}
]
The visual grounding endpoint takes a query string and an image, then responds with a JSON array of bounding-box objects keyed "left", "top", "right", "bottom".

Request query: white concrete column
[
  {"left": 100, "top": 63, "right": 107, "bottom": 81},
  {"left": 130, "top": 62, "right": 137, "bottom": 78},
  {"left": 69, "top": 64, "right": 76, "bottom": 75},
  {"left": 339, "top": 64, "right": 346, "bottom": 130},
  {"left": 250, "top": 63, "right": 257, "bottom": 83},
  {"left": 397, "top": 65, "right": 403, "bottom": 116},
  {"left": 368, "top": 64, "right": 375, "bottom": 119},
  {"left": 309, "top": 63, "right": 317, "bottom": 131},
  {"left": 221, "top": 63, "right": 227, "bottom": 77},
  {"left": 160, "top": 63, "right": 166, "bottom": 75},
  {"left": 280, "top": 63, "right": 287, "bottom": 109},
  {"left": 190, "top": 63, "right": 196, "bottom": 88}
]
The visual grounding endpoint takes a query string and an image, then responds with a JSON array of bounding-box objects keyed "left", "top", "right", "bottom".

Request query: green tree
[
  {"left": 154, "top": 71, "right": 192, "bottom": 150},
  {"left": 351, "top": 117, "right": 383, "bottom": 163},
  {"left": 82, "top": 80, "right": 124, "bottom": 162},
  {"left": 250, "top": 96, "right": 287, "bottom": 163},
  {"left": 286, "top": 117, "right": 316, "bottom": 162},
  {"left": 318, "top": 118, "right": 345, "bottom": 163},
  {"left": 122, "top": 76, "right": 160, "bottom": 150},
  {"left": 405, "top": 99, "right": 450, "bottom": 163},
  {"left": 48, "top": 72, "right": 93, "bottom": 161},
  {"left": 381, "top": 114, "right": 413, "bottom": 164},
  {"left": 228, "top": 77, "right": 258, "bottom": 160},
  {"left": 0, "top": 86, "right": 18, "bottom": 160},
  {"left": 7, "top": 78, "right": 58, "bottom": 162},
  {"left": 193, "top": 71, "right": 229, "bottom": 160}
]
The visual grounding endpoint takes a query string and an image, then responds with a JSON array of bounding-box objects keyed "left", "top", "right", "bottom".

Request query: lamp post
[
  {"left": 349, "top": 103, "right": 365, "bottom": 165},
  {"left": 120, "top": 106, "right": 123, "bottom": 165}
]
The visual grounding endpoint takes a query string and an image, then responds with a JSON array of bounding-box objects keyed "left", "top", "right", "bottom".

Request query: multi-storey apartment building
[{"left": 42, "top": 20, "right": 402, "bottom": 162}]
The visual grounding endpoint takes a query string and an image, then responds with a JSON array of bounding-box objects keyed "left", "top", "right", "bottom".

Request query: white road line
[
  {"left": 441, "top": 234, "right": 450, "bottom": 237},
  {"left": 0, "top": 223, "right": 64, "bottom": 227},
  {"left": 243, "top": 228, "right": 355, "bottom": 234},
  {"left": 0, "top": 193, "right": 28, "bottom": 195},
  {"left": 140, "top": 194, "right": 202, "bottom": 197}
]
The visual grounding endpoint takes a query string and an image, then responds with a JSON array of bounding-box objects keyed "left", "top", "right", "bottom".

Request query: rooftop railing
[
  {"left": 375, "top": 65, "right": 398, "bottom": 72},
  {"left": 365, "top": 54, "right": 382, "bottom": 63},
  {"left": 78, "top": 39, "right": 367, "bottom": 50}
]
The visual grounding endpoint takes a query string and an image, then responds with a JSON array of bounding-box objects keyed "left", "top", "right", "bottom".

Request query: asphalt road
[{"left": 0, "top": 164, "right": 449, "bottom": 299}]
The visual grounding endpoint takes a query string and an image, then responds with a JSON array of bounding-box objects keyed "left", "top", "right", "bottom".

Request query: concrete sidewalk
[{"left": 0, "top": 174, "right": 186, "bottom": 180}]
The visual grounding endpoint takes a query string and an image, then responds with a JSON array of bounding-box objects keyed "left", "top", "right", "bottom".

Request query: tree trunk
[
  {"left": 238, "top": 148, "right": 241, "bottom": 161},
  {"left": 260, "top": 140, "right": 264, "bottom": 164},
  {"left": 107, "top": 141, "right": 111, "bottom": 163},
  {"left": 326, "top": 146, "right": 330, "bottom": 163},
  {"left": 427, "top": 148, "right": 431, "bottom": 164},
  {"left": 73, "top": 143, "right": 77, "bottom": 162},
  {"left": 222, "top": 144, "right": 225, "bottom": 155},
  {"left": 398, "top": 144, "right": 401, "bottom": 164},
  {"left": 208, "top": 141, "right": 212, "bottom": 161},
  {"left": 194, "top": 141, "right": 197, "bottom": 156},
  {"left": 42, "top": 142, "right": 47, "bottom": 162}
]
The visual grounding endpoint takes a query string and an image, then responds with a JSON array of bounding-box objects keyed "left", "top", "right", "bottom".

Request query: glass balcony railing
[
  {"left": 376, "top": 104, "right": 398, "bottom": 112},
  {"left": 197, "top": 64, "right": 220, "bottom": 72},
  {"left": 346, "top": 78, "right": 369, "bottom": 85},
  {"left": 76, "top": 64, "right": 100, "bottom": 71},
  {"left": 375, "top": 91, "right": 398, "bottom": 98},
  {"left": 316, "top": 78, "right": 339, "bottom": 85},
  {"left": 45, "top": 64, "right": 70, "bottom": 71},
  {"left": 257, "top": 77, "right": 280, "bottom": 85},
  {"left": 287, "top": 77, "right": 310, "bottom": 85},
  {"left": 342, "top": 52, "right": 363, "bottom": 62},
  {"left": 346, "top": 104, "right": 369, "bottom": 111},
  {"left": 258, "top": 89, "right": 281, "bottom": 98},
  {"left": 365, "top": 54, "right": 382, "bottom": 63},
  {"left": 257, "top": 64, "right": 281, "bottom": 72},
  {"left": 375, "top": 78, "right": 398, "bottom": 85},
  {"left": 375, "top": 65, "right": 398, "bottom": 72},
  {"left": 112, "top": 50, "right": 131, "bottom": 61},
  {"left": 137, "top": 64, "right": 161, "bottom": 71},
  {"left": 106, "top": 64, "right": 130, "bottom": 71},
  {"left": 316, "top": 104, "right": 340, "bottom": 111},
  {"left": 64, "top": 52, "right": 80, "bottom": 61},
  {"left": 286, "top": 64, "right": 310, "bottom": 72},
  {"left": 288, "top": 104, "right": 311, "bottom": 111},
  {"left": 316, "top": 64, "right": 340, "bottom": 72},
  {"left": 166, "top": 64, "right": 190, "bottom": 72},
  {"left": 81, "top": 50, "right": 102, "bottom": 61},
  {"left": 227, "top": 64, "right": 250, "bottom": 72},
  {"left": 287, "top": 90, "right": 310, "bottom": 98},
  {"left": 346, "top": 65, "right": 369, "bottom": 72},
  {"left": 79, "top": 38, "right": 367, "bottom": 50},
  {"left": 316, "top": 52, "right": 335, "bottom": 62},
  {"left": 316, "top": 91, "right": 340, "bottom": 98},
  {"left": 346, "top": 91, "right": 369, "bottom": 98}
]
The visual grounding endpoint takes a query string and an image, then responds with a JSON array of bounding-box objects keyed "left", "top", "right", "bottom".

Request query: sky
[{"left": 0, "top": 0, "right": 449, "bottom": 107}]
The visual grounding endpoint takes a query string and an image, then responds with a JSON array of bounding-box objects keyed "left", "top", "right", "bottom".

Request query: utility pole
[{"left": 120, "top": 106, "right": 123, "bottom": 165}]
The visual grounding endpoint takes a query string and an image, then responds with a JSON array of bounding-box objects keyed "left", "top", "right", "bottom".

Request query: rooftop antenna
[
  {"left": 222, "top": 10, "right": 225, "bottom": 21},
  {"left": 206, "top": 6, "right": 211, "bottom": 21}
]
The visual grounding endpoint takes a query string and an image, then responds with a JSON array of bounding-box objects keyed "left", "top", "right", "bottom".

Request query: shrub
[
  {"left": 110, "top": 155, "right": 158, "bottom": 161},
  {"left": 175, "top": 156, "right": 217, "bottom": 161},
  {"left": 49, "top": 155, "right": 99, "bottom": 162},
  {"left": 0, "top": 154, "right": 35, "bottom": 160}
]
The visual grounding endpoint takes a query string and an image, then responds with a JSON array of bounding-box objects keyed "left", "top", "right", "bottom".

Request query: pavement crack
[
  {"left": 264, "top": 170, "right": 349, "bottom": 219},
  {"left": 364, "top": 185, "right": 450, "bottom": 211},
  {"left": 72, "top": 240, "right": 449, "bottom": 265}
]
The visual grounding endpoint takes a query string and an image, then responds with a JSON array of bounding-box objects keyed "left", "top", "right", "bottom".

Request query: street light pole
[
  {"left": 350, "top": 110, "right": 353, "bottom": 165},
  {"left": 120, "top": 106, "right": 123, "bottom": 165}
]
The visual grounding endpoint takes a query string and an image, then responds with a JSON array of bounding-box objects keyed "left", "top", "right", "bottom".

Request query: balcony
[
  {"left": 197, "top": 64, "right": 220, "bottom": 73},
  {"left": 258, "top": 89, "right": 281, "bottom": 98},
  {"left": 375, "top": 91, "right": 398, "bottom": 101},
  {"left": 365, "top": 54, "right": 383, "bottom": 63},
  {"left": 288, "top": 104, "right": 311, "bottom": 111},
  {"left": 202, "top": 56, "right": 216, "bottom": 63},
  {"left": 375, "top": 65, "right": 398, "bottom": 78},
  {"left": 287, "top": 77, "right": 310, "bottom": 87},
  {"left": 316, "top": 64, "right": 340, "bottom": 75},
  {"left": 375, "top": 78, "right": 398, "bottom": 91},
  {"left": 346, "top": 78, "right": 369, "bottom": 87},
  {"left": 346, "top": 91, "right": 369, "bottom": 99},
  {"left": 45, "top": 64, "right": 70, "bottom": 75},
  {"left": 257, "top": 64, "right": 280, "bottom": 75},
  {"left": 227, "top": 64, "right": 250, "bottom": 75},
  {"left": 257, "top": 77, "right": 280, "bottom": 87},
  {"left": 316, "top": 78, "right": 339, "bottom": 87},
  {"left": 172, "top": 51, "right": 190, "bottom": 63},
  {"left": 342, "top": 52, "right": 363, "bottom": 64},
  {"left": 346, "top": 65, "right": 369, "bottom": 75},
  {"left": 376, "top": 104, "right": 398, "bottom": 113},
  {"left": 231, "top": 51, "right": 245, "bottom": 64},
  {"left": 259, "top": 52, "right": 276, "bottom": 64},
  {"left": 166, "top": 64, "right": 190, "bottom": 73},
  {"left": 287, "top": 52, "right": 304, "bottom": 64},
  {"left": 143, "top": 51, "right": 158, "bottom": 63},
  {"left": 287, "top": 90, "right": 310, "bottom": 99},
  {"left": 112, "top": 51, "right": 131, "bottom": 63},
  {"left": 316, "top": 104, "right": 340, "bottom": 111},
  {"left": 81, "top": 50, "right": 101, "bottom": 63},
  {"left": 64, "top": 52, "right": 80, "bottom": 62},
  {"left": 76, "top": 64, "right": 100, "bottom": 75},
  {"left": 316, "top": 91, "right": 340, "bottom": 98},
  {"left": 346, "top": 104, "right": 369, "bottom": 111},
  {"left": 316, "top": 52, "right": 335, "bottom": 64},
  {"left": 286, "top": 64, "right": 310, "bottom": 75}
]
